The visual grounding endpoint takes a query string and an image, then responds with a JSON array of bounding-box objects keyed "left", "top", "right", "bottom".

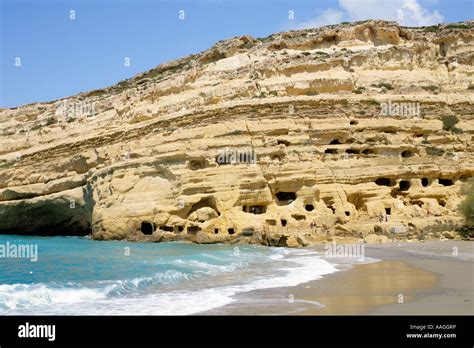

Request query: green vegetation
[
  {"left": 352, "top": 86, "right": 365, "bottom": 94},
  {"left": 441, "top": 115, "right": 462, "bottom": 133},
  {"left": 459, "top": 178, "right": 474, "bottom": 235},
  {"left": 31, "top": 123, "right": 42, "bottom": 131},
  {"left": 421, "top": 85, "right": 439, "bottom": 92},
  {"left": 222, "top": 130, "right": 246, "bottom": 137},
  {"left": 426, "top": 146, "right": 444, "bottom": 156},
  {"left": 375, "top": 83, "right": 394, "bottom": 90},
  {"left": 0, "top": 161, "right": 14, "bottom": 169},
  {"left": 367, "top": 99, "right": 380, "bottom": 106},
  {"left": 45, "top": 117, "right": 58, "bottom": 126},
  {"left": 314, "top": 51, "right": 329, "bottom": 57},
  {"left": 243, "top": 42, "right": 255, "bottom": 49},
  {"left": 446, "top": 24, "right": 470, "bottom": 30},
  {"left": 301, "top": 52, "right": 311, "bottom": 56},
  {"left": 84, "top": 89, "right": 107, "bottom": 98},
  {"left": 422, "top": 25, "right": 439, "bottom": 33}
]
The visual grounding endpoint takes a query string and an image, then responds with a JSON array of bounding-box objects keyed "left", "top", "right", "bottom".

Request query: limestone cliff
[{"left": 0, "top": 20, "right": 473, "bottom": 246}]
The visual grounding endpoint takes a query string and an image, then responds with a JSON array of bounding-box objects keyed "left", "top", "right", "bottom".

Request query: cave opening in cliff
[
  {"left": 281, "top": 219, "right": 288, "bottom": 227},
  {"left": 177, "top": 226, "right": 184, "bottom": 233},
  {"left": 305, "top": 204, "right": 315, "bottom": 211},
  {"left": 438, "top": 198, "right": 447, "bottom": 207},
  {"left": 346, "top": 149, "right": 359, "bottom": 154},
  {"left": 277, "top": 139, "right": 290, "bottom": 146},
  {"left": 266, "top": 219, "right": 277, "bottom": 226},
  {"left": 350, "top": 120, "right": 358, "bottom": 126},
  {"left": 160, "top": 226, "right": 174, "bottom": 232},
  {"left": 187, "top": 226, "right": 201, "bottom": 234},
  {"left": 324, "top": 148, "right": 338, "bottom": 154},
  {"left": 242, "top": 228, "right": 254, "bottom": 236},
  {"left": 401, "top": 150, "right": 413, "bottom": 158},
  {"left": 399, "top": 180, "right": 411, "bottom": 191},
  {"left": 329, "top": 139, "right": 341, "bottom": 145},
  {"left": 214, "top": 228, "right": 219, "bottom": 234},
  {"left": 421, "top": 178, "right": 430, "bottom": 187},
  {"left": 271, "top": 154, "right": 283, "bottom": 161},
  {"left": 345, "top": 211, "right": 350, "bottom": 216},
  {"left": 227, "top": 228, "right": 235, "bottom": 235},
  {"left": 362, "top": 149, "right": 375, "bottom": 155},
  {"left": 292, "top": 214, "right": 306, "bottom": 221},
  {"left": 410, "top": 200, "right": 423, "bottom": 207},
  {"left": 248, "top": 205, "right": 266, "bottom": 214},
  {"left": 385, "top": 208, "right": 391, "bottom": 215},
  {"left": 347, "top": 192, "right": 365, "bottom": 211},
  {"left": 188, "top": 159, "right": 206, "bottom": 170},
  {"left": 375, "top": 178, "right": 393, "bottom": 186},
  {"left": 188, "top": 197, "right": 220, "bottom": 218},
  {"left": 141, "top": 222, "right": 154, "bottom": 235},
  {"left": 439, "top": 178, "right": 454, "bottom": 186},
  {"left": 276, "top": 191, "right": 296, "bottom": 204}
]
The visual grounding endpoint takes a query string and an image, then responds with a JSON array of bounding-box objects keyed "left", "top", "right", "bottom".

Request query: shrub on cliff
[
  {"left": 460, "top": 178, "right": 474, "bottom": 225},
  {"left": 459, "top": 178, "right": 474, "bottom": 237},
  {"left": 442, "top": 115, "right": 462, "bottom": 133}
]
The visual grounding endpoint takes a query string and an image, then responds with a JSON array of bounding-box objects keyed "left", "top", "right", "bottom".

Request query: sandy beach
[{"left": 202, "top": 241, "right": 474, "bottom": 315}]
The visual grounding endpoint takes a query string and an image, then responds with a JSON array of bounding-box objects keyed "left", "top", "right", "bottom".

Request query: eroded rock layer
[{"left": 0, "top": 20, "right": 473, "bottom": 246}]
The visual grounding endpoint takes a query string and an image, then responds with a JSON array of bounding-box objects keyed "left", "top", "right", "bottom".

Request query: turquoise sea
[{"left": 0, "top": 235, "right": 338, "bottom": 315}]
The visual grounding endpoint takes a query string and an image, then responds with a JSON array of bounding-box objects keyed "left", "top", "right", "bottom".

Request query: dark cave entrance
[
  {"left": 439, "top": 178, "right": 454, "bottom": 186},
  {"left": 141, "top": 222, "right": 154, "bottom": 235},
  {"left": 399, "top": 180, "right": 411, "bottom": 191},
  {"left": 276, "top": 192, "right": 296, "bottom": 204}
]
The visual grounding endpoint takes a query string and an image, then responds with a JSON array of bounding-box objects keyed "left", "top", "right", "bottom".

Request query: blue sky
[{"left": 1, "top": 0, "right": 472, "bottom": 108}]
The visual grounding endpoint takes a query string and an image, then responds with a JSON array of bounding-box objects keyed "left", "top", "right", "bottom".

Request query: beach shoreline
[{"left": 200, "top": 240, "right": 474, "bottom": 315}]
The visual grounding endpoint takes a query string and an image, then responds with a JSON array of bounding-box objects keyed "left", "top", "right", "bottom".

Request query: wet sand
[{"left": 201, "top": 241, "right": 474, "bottom": 315}]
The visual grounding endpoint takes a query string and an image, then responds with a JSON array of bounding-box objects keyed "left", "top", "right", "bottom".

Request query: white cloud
[
  {"left": 290, "top": 0, "right": 443, "bottom": 30},
  {"left": 293, "top": 8, "right": 344, "bottom": 29},
  {"left": 339, "top": 0, "right": 443, "bottom": 26}
]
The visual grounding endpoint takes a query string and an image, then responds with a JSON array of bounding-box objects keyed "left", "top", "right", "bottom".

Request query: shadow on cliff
[{"left": 0, "top": 183, "right": 95, "bottom": 237}]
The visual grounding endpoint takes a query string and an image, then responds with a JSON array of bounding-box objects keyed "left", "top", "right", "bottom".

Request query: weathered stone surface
[
  {"left": 364, "top": 234, "right": 390, "bottom": 244},
  {"left": 0, "top": 20, "right": 473, "bottom": 246}
]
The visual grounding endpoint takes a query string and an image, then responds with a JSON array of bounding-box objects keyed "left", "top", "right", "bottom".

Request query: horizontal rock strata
[{"left": 0, "top": 20, "right": 473, "bottom": 246}]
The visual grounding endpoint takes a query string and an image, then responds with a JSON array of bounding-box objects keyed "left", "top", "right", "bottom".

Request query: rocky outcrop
[{"left": 0, "top": 20, "right": 473, "bottom": 246}]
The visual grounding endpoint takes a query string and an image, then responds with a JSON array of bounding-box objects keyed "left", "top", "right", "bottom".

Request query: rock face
[{"left": 0, "top": 20, "right": 473, "bottom": 246}]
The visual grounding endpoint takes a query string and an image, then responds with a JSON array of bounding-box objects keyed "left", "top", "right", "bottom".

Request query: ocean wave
[
  {"left": 0, "top": 283, "right": 107, "bottom": 311},
  {"left": 0, "top": 247, "right": 342, "bottom": 315}
]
